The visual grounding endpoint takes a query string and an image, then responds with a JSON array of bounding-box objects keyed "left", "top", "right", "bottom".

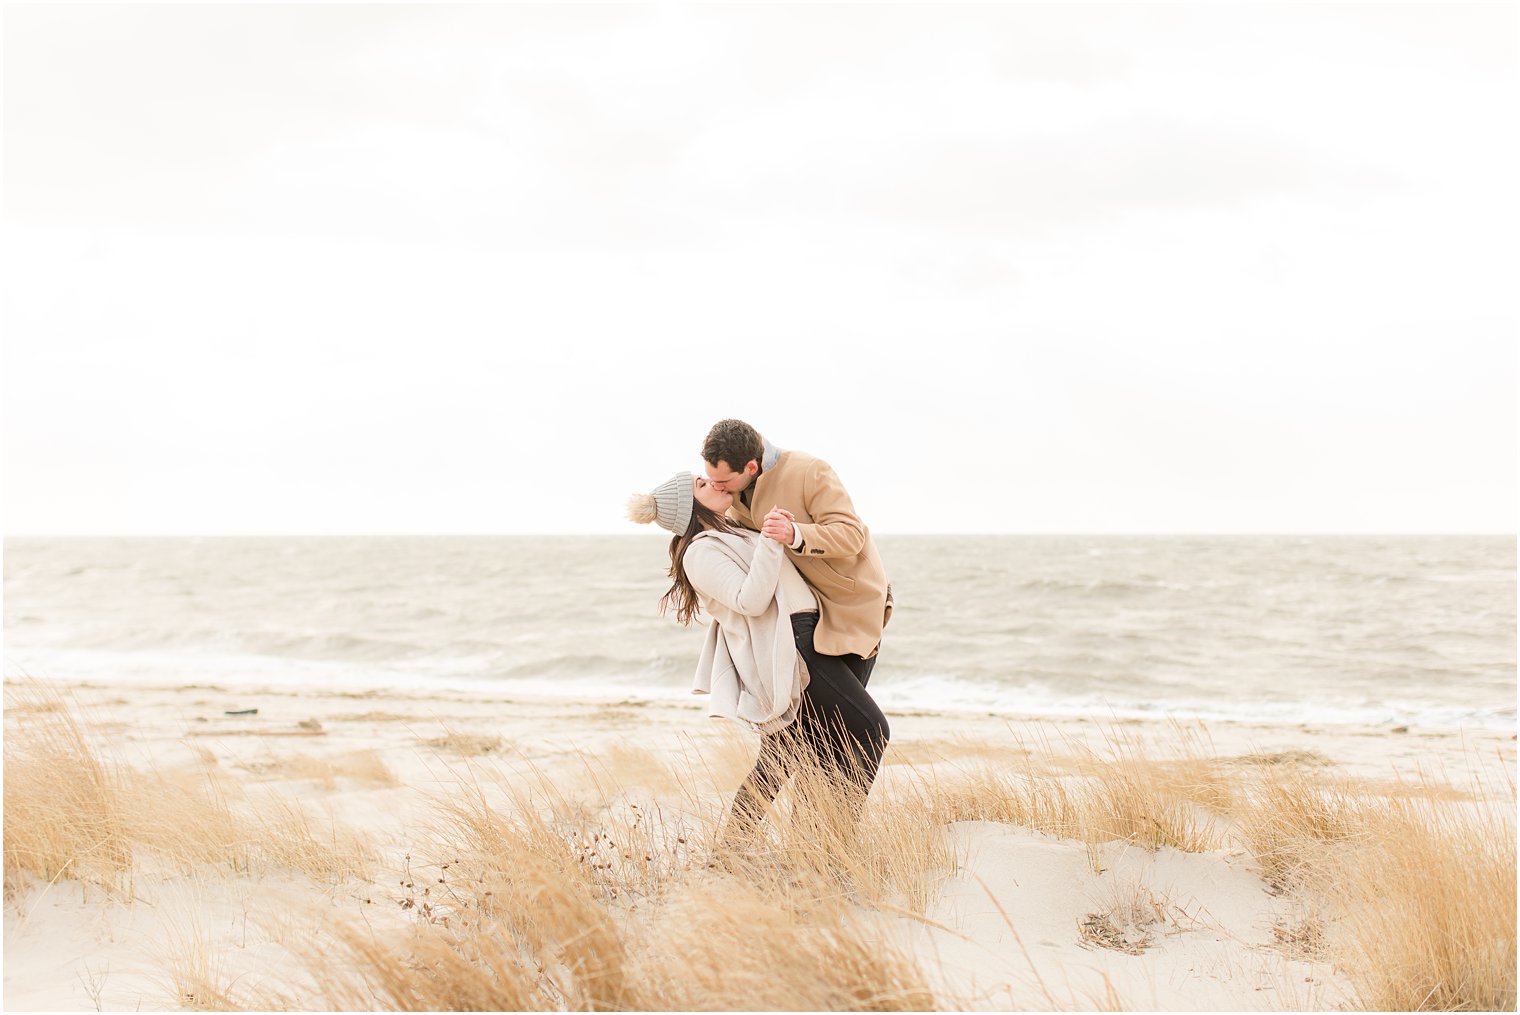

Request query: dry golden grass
[
  {"left": 592, "top": 741, "right": 685, "bottom": 794},
  {"left": 270, "top": 772, "right": 936, "bottom": 1012},
  {"left": 1078, "top": 910, "right": 1151, "bottom": 956},
  {"left": 628, "top": 875, "right": 936, "bottom": 1011},
  {"left": 249, "top": 793, "right": 378, "bottom": 883},
  {"left": 1230, "top": 748, "right": 1334, "bottom": 767},
  {"left": 256, "top": 743, "right": 928, "bottom": 1010},
  {"left": 844, "top": 776, "right": 960, "bottom": 912},
  {"left": 923, "top": 725, "right": 1230, "bottom": 855},
  {"left": 1337, "top": 792, "right": 1516, "bottom": 1011},
  {"left": 248, "top": 749, "right": 400, "bottom": 790},
  {"left": 275, "top": 911, "right": 550, "bottom": 1011},
  {"left": 8, "top": 685, "right": 1514, "bottom": 1013},
  {"left": 1238, "top": 772, "right": 1388, "bottom": 894},
  {"left": 1270, "top": 914, "right": 1328, "bottom": 961},
  {"left": 1330, "top": 774, "right": 1476, "bottom": 803},
  {"left": 6, "top": 693, "right": 68, "bottom": 716},
  {"left": 676, "top": 717, "right": 974, "bottom": 919},
  {"left": 1077, "top": 874, "right": 1180, "bottom": 956},
  {"left": 328, "top": 710, "right": 413, "bottom": 723},
  {"left": 4, "top": 685, "right": 133, "bottom": 898},
  {"left": 158, "top": 909, "right": 246, "bottom": 1012},
  {"left": 302, "top": 838, "right": 650, "bottom": 1011},
  {"left": 120, "top": 767, "right": 252, "bottom": 875},
  {"left": 1079, "top": 764, "right": 1227, "bottom": 852},
  {"left": 420, "top": 730, "right": 507, "bottom": 756},
  {"left": 5, "top": 685, "right": 376, "bottom": 892},
  {"left": 1075, "top": 722, "right": 1235, "bottom": 815},
  {"left": 877, "top": 735, "right": 1033, "bottom": 768},
  {"left": 660, "top": 724, "right": 763, "bottom": 797},
  {"left": 1239, "top": 766, "right": 1516, "bottom": 1011},
  {"left": 425, "top": 755, "right": 704, "bottom": 907}
]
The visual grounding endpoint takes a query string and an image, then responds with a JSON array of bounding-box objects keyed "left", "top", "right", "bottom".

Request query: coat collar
[
  {"left": 741, "top": 440, "right": 784, "bottom": 510},
  {"left": 761, "top": 439, "right": 783, "bottom": 473}
]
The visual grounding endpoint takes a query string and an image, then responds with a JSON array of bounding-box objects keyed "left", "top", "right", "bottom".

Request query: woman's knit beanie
[{"left": 626, "top": 471, "right": 693, "bottom": 535}]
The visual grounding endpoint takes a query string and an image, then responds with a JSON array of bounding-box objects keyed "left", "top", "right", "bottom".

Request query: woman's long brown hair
[{"left": 660, "top": 499, "right": 737, "bottom": 626}]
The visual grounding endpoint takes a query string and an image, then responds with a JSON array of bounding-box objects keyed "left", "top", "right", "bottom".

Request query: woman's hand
[{"left": 761, "top": 507, "right": 796, "bottom": 545}]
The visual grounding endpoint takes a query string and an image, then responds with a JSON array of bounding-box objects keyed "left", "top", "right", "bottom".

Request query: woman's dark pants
[{"left": 726, "top": 611, "right": 890, "bottom": 839}]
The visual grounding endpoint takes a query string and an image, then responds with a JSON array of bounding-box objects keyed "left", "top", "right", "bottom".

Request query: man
[{"left": 700, "top": 418, "right": 893, "bottom": 679}]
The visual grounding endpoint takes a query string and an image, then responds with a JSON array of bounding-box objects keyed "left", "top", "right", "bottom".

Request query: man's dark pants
[{"left": 726, "top": 611, "right": 889, "bottom": 837}]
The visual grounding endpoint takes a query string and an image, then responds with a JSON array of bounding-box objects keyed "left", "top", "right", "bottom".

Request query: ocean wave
[
  {"left": 6, "top": 534, "right": 1512, "bottom": 731},
  {"left": 237, "top": 631, "right": 430, "bottom": 661},
  {"left": 498, "top": 654, "right": 631, "bottom": 679}
]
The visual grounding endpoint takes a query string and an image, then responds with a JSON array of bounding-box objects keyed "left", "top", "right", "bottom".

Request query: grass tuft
[{"left": 4, "top": 685, "right": 133, "bottom": 898}]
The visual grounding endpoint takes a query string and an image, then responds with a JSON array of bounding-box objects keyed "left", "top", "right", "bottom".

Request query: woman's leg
[
  {"left": 724, "top": 725, "right": 798, "bottom": 843},
  {"left": 724, "top": 614, "right": 890, "bottom": 844}
]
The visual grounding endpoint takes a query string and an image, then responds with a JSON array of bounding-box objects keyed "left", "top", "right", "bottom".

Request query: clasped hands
[{"left": 761, "top": 506, "right": 796, "bottom": 545}]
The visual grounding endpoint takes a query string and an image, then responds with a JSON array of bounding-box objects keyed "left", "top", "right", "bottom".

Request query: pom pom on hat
[
  {"left": 626, "top": 472, "right": 693, "bottom": 535},
  {"left": 625, "top": 493, "right": 658, "bottom": 526}
]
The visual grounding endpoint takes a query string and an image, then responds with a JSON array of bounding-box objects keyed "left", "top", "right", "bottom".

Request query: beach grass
[
  {"left": 4, "top": 686, "right": 1514, "bottom": 1011},
  {"left": 4, "top": 684, "right": 378, "bottom": 892},
  {"left": 4, "top": 685, "right": 134, "bottom": 899},
  {"left": 1240, "top": 764, "right": 1517, "bottom": 1010}
]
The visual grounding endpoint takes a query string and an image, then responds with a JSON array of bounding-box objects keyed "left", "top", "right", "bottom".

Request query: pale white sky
[{"left": 3, "top": 3, "right": 1515, "bottom": 535}]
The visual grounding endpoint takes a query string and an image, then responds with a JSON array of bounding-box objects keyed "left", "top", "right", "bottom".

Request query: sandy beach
[
  {"left": 5, "top": 676, "right": 1514, "bottom": 1011},
  {"left": 6, "top": 0, "right": 1516, "bottom": 1007}
]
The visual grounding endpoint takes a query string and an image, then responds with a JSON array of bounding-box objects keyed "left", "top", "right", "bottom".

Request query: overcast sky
[{"left": 3, "top": 3, "right": 1515, "bottom": 535}]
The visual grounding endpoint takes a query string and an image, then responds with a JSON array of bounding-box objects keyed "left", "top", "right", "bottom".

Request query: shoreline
[
  {"left": 6, "top": 651, "right": 1515, "bottom": 736},
  {"left": 14, "top": 672, "right": 1517, "bottom": 754}
]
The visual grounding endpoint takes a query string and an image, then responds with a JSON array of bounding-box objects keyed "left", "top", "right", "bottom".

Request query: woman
[{"left": 627, "top": 471, "right": 890, "bottom": 845}]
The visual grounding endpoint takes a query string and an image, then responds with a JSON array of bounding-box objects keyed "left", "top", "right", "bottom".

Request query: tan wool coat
[{"left": 727, "top": 447, "right": 892, "bottom": 658}]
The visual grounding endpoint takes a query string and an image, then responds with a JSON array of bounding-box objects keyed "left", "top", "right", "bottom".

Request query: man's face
[
  {"left": 692, "top": 475, "right": 734, "bottom": 515},
  {"left": 704, "top": 459, "right": 757, "bottom": 495}
]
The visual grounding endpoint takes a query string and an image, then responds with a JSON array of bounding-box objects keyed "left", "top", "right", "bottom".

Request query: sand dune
[{"left": 4, "top": 678, "right": 1514, "bottom": 1011}]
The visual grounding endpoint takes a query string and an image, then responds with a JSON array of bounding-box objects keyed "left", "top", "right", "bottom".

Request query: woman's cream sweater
[{"left": 683, "top": 528, "right": 817, "bottom": 734}]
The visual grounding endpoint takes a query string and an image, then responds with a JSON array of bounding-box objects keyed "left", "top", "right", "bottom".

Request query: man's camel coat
[{"left": 727, "top": 448, "right": 892, "bottom": 658}]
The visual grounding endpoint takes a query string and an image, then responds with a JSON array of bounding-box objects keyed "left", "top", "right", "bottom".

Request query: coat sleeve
[
  {"left": 790, "top": 458, "right": 868, "bottom": 559},
  {"left": 684, "top": 536, "right": 784, "bottom": 617}
]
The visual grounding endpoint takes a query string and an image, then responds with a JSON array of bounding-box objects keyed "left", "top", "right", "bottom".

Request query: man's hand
[{"left": 761, "top": 507, "right": 796, "bottom": 545}]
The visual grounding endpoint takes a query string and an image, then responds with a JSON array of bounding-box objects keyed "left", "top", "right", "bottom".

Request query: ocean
[{"left": 3, "top": 535, "right": 1514, "bottom": 730}]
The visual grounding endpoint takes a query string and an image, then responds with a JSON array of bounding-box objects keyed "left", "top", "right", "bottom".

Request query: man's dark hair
[{"left": 701, "top": 419, "right": 764, "bottom": 471}]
